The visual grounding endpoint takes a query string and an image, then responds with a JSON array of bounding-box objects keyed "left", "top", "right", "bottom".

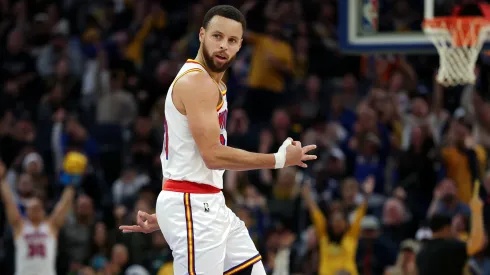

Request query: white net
[{"left": 424, "top": 18, "right": 490, "bottom": 87}]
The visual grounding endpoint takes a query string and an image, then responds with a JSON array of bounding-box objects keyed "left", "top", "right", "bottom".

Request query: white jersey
[
  {"left": 15, "top": 220, "right": 57, "bottom": 275},
  {"left": 161, "top": 59, "right": 228, "bottom": 189}
]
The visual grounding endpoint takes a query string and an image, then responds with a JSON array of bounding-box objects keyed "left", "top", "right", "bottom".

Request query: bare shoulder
[
  {"left": 173, "top": 72, "right": 219, "bottom": 114},
  {"left": 174, "top": 71, "right": 218, "bottom": 100}
]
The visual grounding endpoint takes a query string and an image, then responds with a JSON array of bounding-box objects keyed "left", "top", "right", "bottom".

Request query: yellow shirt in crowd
[
  {"left": 441, "top": 145, "right": 487, "bottom": 204},
  {"left": 125, "top": 11, "right": 167, "bottom": 66},
  {"left": 157, "top": 263, "right": 173, "bottom": 275},
  {"left": 310, "top": 203, "right": 367, "bottom": 275},
  {"left": 246, "top": 32, "right": 294, "bottom": 93}
]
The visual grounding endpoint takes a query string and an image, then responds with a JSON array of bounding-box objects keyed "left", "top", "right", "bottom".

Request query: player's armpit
[{"left": 176, "top": 73, "right": 276, "bottom": 171}]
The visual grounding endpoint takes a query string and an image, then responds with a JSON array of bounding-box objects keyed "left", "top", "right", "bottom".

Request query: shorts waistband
[{"left": 162, "top": 179, "right": 221, "bottom": 194}]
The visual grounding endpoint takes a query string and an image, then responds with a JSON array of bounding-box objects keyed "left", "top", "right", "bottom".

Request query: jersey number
[
  {"left": 220, "top": 134, "right": 226, "bottom": 146},
  {"left": 28, "top": 243, "right": 46, "bottom": 258}
]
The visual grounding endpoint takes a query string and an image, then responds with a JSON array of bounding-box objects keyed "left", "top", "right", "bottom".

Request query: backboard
[{"left": 339, "top": 0, "right": 490, "bottom": 54}]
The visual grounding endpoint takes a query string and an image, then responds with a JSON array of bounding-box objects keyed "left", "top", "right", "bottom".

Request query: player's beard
[{"left": 202, "top": 41, "right": 235, "bottom": 73}]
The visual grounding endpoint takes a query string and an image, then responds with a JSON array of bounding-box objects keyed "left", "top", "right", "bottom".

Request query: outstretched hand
[
  {"left": 119, "top": 211, "right": 159, "bottom": 234},
  {"left": 285, "top": 139, "right": 317, "bottom": 168}
]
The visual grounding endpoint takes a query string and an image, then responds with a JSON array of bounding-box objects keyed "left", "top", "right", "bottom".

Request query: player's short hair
[
  {"left": 429, "top": 214, "right": 452, "bottom": 233},
  {"left": 202, "top": 5, "right": 246, "bottom": 33}
]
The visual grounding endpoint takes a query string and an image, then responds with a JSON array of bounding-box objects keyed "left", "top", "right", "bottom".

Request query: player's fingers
[
  {"left": 148, "top": 214, "right": 157, "bottom": 222},
  {"left": 119, "top": 225, "right": 141, "bottom": 233},
  {"left": 297, "top": 162, "right": 307, "bottom": 168},
  {"left": 302, "top": 145, "right": 317, "bottom": 153},
  {"left": 136, "top": 216, "right": 143, "bottom": 227},
  {"left": 137, "top": 212, "right": 148, "bottom": 228},
  {"left": 137, "top": 210, "right": 146, "bottom": 221},
  {"left": 122, "top": 229, "right": 139, "bottom": 233},
  {"left": 293, "top": 141, "right": 302, "bottom": 148},
  {"left": 302, "top": 154, "right": 317, "bottom": 161},
  {"left": 140, "top": 211, "right": 152, "bottom": 221}
]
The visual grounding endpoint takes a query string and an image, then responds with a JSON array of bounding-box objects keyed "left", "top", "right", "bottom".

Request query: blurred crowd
[{"left": 2, "top": 0, "right": 490, "bottom": 275}]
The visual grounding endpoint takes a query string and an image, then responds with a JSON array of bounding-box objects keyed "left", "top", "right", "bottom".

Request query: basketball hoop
[{"left": 423, "top": 16, "right": 490, "bottom": 86}]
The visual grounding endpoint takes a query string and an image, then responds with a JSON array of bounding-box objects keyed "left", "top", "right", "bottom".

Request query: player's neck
[
  {"left": 194, "top": 54, "right": 224, "bottom": 84},
  {"left": 30, "top": 219, "right": 43, "bottom": 227}
]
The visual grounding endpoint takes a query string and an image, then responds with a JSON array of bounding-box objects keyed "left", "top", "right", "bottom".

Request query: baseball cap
[
  {"left": 360, "top": 216, "right": 380, "bottom": 230},
  {"left": 400, "top": 239, "right": 420, "bottom": 253}
]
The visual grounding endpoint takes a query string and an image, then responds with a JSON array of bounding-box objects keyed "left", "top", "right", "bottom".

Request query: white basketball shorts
[{"left": 156, "top": 180, "right": 265, "bottom": 275}]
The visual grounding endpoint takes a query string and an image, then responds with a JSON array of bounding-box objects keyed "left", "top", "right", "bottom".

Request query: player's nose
[{"left": 219, "top": 41, "right": 228, "bottom": 50}]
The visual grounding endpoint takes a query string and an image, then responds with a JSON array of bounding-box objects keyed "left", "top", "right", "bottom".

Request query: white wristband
[
  {"left": 274, "top": 138, "right": 292, "bottom": 169},
  {"left": 274, "top": 152, "right": 286, "bottom": 169}
]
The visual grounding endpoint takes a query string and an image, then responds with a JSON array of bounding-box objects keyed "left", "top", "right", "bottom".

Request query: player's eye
[
  {"left": 229, "top": 39, "right": 237, "bottom": 44},
  {"left": 213, "top": 34, "right": 222, "bottom": 39}
]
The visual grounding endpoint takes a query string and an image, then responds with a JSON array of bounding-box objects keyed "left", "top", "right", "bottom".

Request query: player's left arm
[
  {"left": 47, "top": 151, "right": 87, "bottom": 232},
  {"left": 47, "top": 185, "right": 76, "bottom": 231}
]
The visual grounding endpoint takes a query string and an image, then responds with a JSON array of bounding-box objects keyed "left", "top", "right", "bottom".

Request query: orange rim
[{"left": 423, "top": 16, "right": 490, "bottom": 46}]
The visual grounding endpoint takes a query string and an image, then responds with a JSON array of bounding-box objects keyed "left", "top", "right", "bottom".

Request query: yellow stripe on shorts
[{"left": 184, "top": 193, "right": 196, "bottom": 275}]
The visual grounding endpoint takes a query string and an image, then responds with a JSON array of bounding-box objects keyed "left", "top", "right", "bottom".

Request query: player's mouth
[{"left": 215, "top": 54, "right": 227, "bottom": 62}]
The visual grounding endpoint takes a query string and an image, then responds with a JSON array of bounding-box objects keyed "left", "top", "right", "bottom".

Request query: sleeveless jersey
[
  {"left": 15, "top": 221, "right": 57, "bottom": 275},
  {"left": 161, "top": 59, "right": 228, "bottom": 189}
]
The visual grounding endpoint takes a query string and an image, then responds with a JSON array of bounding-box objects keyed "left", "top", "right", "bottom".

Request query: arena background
[{"left": 1, "top": 0, "right": 490, "bottom": 274}]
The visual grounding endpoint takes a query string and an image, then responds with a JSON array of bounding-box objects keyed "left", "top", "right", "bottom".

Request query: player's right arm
[
  {"left": 0, "top": 162, "right": 23, "bottom": 234},
  {"left": 176, "top": 72, "right": 316, "bottom": 171}
]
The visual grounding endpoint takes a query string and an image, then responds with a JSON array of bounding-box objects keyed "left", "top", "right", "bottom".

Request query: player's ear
[
  {"left": 199, "top": 27, "right": 205, "bottom": 43},
  {"left": 238, "top": 38, "right": 243, "bottom": 49}
]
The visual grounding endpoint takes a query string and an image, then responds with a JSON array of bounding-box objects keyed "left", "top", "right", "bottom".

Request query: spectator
[
  {"left": 441, "top": 113, "right": 487, "bottom": 204},
  {"left": 427, "top": 178, "right": 471, "bottom": 218},
  {"left": 241, "top": 10, "right": 294, "bottom": 124},
  {"left": 356, "top": 216, "right": 397, "bottom": 275},
  {"left": 384, "top": 239, "right": 419, "bottom": 275},
  {"left": 89, "top": 222, "right": 110, "bottom": 272},
  {"left": 37, "top": 21, "right": 83, "bottom": 77},
  {"left": 417, "top": 191, "right": 484, "bottom": 275},
  {"left": 0, "top": 29, "right": 36, "bottom": 93},
  {"left": 302, "top": 176, "right": 374, "bottom": 275},
  {"left": 96, "top": 70, "right": 138, "bottom": 127},
  {"left": 112, "top": 166, "right": 149, "bottom": 207},
  {"left": 60, "top": 194, "right": 96, "bottom": 272},
  {"left": 382, "top": 198, "right": 414, "bottom": 247},
  {"left": 142, "top": 231, "right": 172, "bottom": 274},
  {"left": 395, "top": 125, "right": 437, "bottom": 224}
]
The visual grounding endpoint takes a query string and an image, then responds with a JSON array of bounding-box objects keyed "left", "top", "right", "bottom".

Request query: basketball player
[
  {"left": 119, "top": 5, "right": 317, "bottom": 275},
  {"left": 0, "top": 157, "right": 81, "bottom": 275}
]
